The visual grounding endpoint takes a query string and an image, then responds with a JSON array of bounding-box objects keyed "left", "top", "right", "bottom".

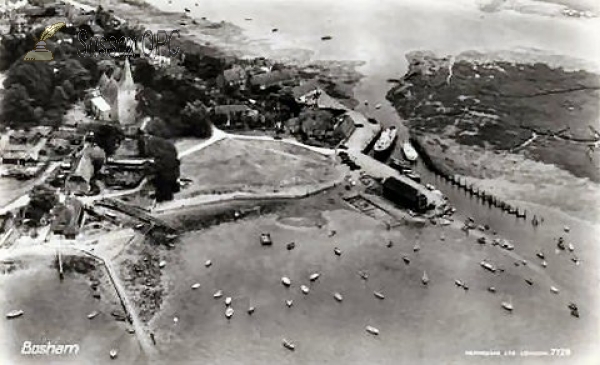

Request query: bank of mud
[{"left": 387, "top": 51, "right": 600, "bottom": 222}]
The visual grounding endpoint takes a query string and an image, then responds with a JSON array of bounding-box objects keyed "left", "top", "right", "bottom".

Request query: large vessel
[
  {"left": 402, "top": 141, "right": 418, "bottom": 161},
  {"left": 374, "top": 127, "right": 397, "bottom": 154}
]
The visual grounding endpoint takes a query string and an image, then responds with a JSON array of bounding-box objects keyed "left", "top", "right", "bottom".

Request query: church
[{"left": 96, "top": 58, "right": 139, "bottom": 136}]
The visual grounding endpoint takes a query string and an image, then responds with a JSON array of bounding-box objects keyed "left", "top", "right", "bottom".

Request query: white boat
[
  {"left": 480, "top": 260, "right": 496, "bottom": 273},
  {"left": 309, "top": 273, "right": 320, "bottom": 282},
  {"left": 402, "top": 141, "right": 418, "bottom": 161},
  {"left": 282, "top": 339, "right": 295, "bottom": 351},
  {"left": 213, "top": 290, "right": 223, "bottom": 298},
  {"left": 225, "top": 297, "right": 232, "bottom": 306},
  {"left": 286, "top": 300, "right": 294, "bottom": 307},
  {"left": 568, "top": 243, "right": 575, "bottom": 251},
  {"left": 502, "top": 300, "right": 513, "bottom": 312},
  {"left": 282, "top": 277, "right": 291, "bottom": 287},
  {"left": 225, "top": 307, "right": 234, "bottom": 319},
  {"left": 159, "top": 260, "right": 166, "bottom": 268},
  {"left": 87, "top": 311, "right": 99, "bottom": 319},
  {"left": 564, "top": 225, "right": 570, "bottom": 232},
  {"left": 6, "top": 309, "right": 24, "bottom": 319},
  {"left": 455, "top": 280, "right": 463, "bottom": 287},
  {"left": 334, "top": 292, "right": 343, "bottom": 302},
  {"left": 541, "top": 261, "right": 547, "bottom": 268},
  {"left": 301, "top": 285, "right": 310, "bottom": 294},
  {"left": 374, "top": 291, "right": 385, "bottom": 300},
  {"left": 109, "top": 349, "right": 118, "bottom": 359},
  {"left": 374, "top": 127, "right": 397, "bottom": 153},
  {"left": 247, "top": 306, "right": 255, "bottom": 315},
  {"left": 205, "top": 260, "right": 212, "bottom": 267},
  {"left": 550, "top": 286, "right": 559, "bottom": 294},
  {"left": 413, "top": 244, "right": 420, "bottom": 252},
  {"left": 334, "top": 247, "right": 342, "bottom": 256},
  {"left": 191, "top": 283, "right": 201, "bottom": 290},
  {"left": 366, "top": 326, "right": 379, "bottom": 335},
  {"left": 375, "top": 103, "right": 382, "bottom": 109},
  {"left": 421, "top": 271, "right": 429, "bottom": 285}
]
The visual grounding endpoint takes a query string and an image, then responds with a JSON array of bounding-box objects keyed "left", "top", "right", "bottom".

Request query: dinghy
[
  {"left": 283, "top": 339, "right": 295, "bottom": 351},
  {"left": 286, "top": 300, "right": 294, "bottom": 307},
  {"left": 87, "top": 311, "right": 99, "bottom": 320},
  {"left": 366, "top": 326, "right": 379, "bottom": 335},
  {"left": 334, "top": 247, "right": 342, "bottom": 256},
  {"left": 205, "top": 260, "right": 212, "bottom": 267},
  {"left": 225, "top": 297, "right": 232, "bottom": 306},
  {"left": 159, "top": 260, "right": 166, "bottom": 268},
  {"left": 213, "top": 290, "right": 223, "bottom": 298},
  {"left": 309, "top": 273, "right": 320, "bottom": 282},
  {"left": 225, "top": 307, "right": 234, "bottom": 319},
  {"left": 247, "top": 306, "right": 255, "bottom": 315},
  {"left": 333, "top": 292, "right": 343, "bottom": 302},
  {"left": 109, "top": 349, "right": 118, "bottom": 359},
  {"left": 550, "top": 286, "right": 559, "bottom": 294},
  {"left": 6, "top": 309, "right": 24, "bottom": 319},
  {"left": 421, "top": 271, "right": 429, "bottom": 285},
  {"left": 374, "top": 291, "right": 385, "bottom": 300},
  {"left": 282, "top": 277, "right": 291, "bottom": 287},
  {"left": 191, "top": 283, "right": 201, "bottom": 290},
  {"left": 301, "top": 285, "right": 310, "bottom": 294}
]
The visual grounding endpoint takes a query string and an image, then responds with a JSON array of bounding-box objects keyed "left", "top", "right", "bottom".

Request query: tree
[
  {"left": 2, "top": 84, "right": 36, "bottom": 126},
  {"left": 58, "top": 59, "right": 92, "bottom": 91},
  {"left": 91, "top": 123, "right": 124, "bottom": 156},
  {"left": 181, "top": 100, "right": 212, "bottom": 138},
  {"left": 4, "top": 61, "right": 54, "bottom": 107},
  {"left": 141, "top": 136, "right": 180, "bottom": 202},
  {"left": 25, "top": 185, "right": 58, "bottom": 225}
]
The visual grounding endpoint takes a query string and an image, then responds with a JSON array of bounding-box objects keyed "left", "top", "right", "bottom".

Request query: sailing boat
[
  {"left": 502, "top": 296, "right": 513, "bottom": 312},
  {"left": 421, "top": 271, "right": 429, "bottom": 285}
]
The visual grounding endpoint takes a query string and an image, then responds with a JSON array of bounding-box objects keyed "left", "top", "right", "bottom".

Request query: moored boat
[
  {"left": 283, "top": 339, "right": 296, "bottom": 350},
  {"left": 502, "top": 301, "right": 513, "bottom": 312},
  {"left": 87, "top": 311, "right": 99, "bottom": 320},
  {"left": 301, "top": 285, "right": 310, "bottom": 294},
  {"left": 366, "top": 325, "right": 379, "bottom": 335},
  {"left": 334, "top": 292, "right": 343, "bottom": 302},
  {"left": 6, "top": 309, "right": 24, "bottom": 319},
  {"left": 286, "top": 300, "right": 294, "bottom": 307},
  {"left": 282, "top": 277, "right": 291, "bottom": 287},
  {"left": 213, "top": 290, "right": 223, "bottom": 298},
  {"left": 374, "top": 291, "right": 385, "bottom": 300},
  {"left": 421, "top": 271, "right": 429, "bottom": 285},
  {"left": 321, "top": 35, "right": 332, "bottom": 40},
  {"left": 402, "top": 141, "right": 418, "bottom": 161},
  {"left": 225, "top": 307, "right": 234, "bottom": 319},
  {"left": 225, "top": 297, "right": 232, "bottom": 306},
  {"left": 109, "top": 349, "right": 118, "bottom": 359},
  {"left": 309, "top": 272, "right": 320, "bottom": 282},
  {"left": 191, "top": 283, "right": 201, "bottom": 290},
  {"left": 374, "top": 127, "right": 397, "bottom": 154}
]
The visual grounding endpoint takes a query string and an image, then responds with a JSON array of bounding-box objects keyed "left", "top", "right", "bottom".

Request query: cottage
[
  {"left": 292, "top": 81, "right": 321, "bottom": 105},
  {"left": 65, "top": 152, "right": 94, "bottom": 195},
  {"left": 217, "top": 65, "right": 247, "bottom": 90},
  {"left": 51, "top": 198, "right": 84, "bottom": 239},
  {"left": 249, "top": 70, "right": 296, "bottom": 90},
  {"left": 213, "top": 105, "right": 258, "bottom": 128},
  {"left": 382, "top": 177, "right": 428, "bottom": 212}
]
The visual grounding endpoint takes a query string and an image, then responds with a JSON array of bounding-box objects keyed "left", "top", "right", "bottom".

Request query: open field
[
  {"left": 138, "top": 200, "right": 598, "bottom": 364},
  {"left": 176, "top": 138, "right": 339, "bottom": 197},
  {"left": 0, "top": 252, "right": 144, "bottom": 364}
]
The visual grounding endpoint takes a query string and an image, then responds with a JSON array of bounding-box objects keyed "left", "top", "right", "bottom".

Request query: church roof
[
  {"left": 119, "top": 58, "right": 135, "bottom": 91},
  {"left": 98, "top": 73, "right": 109, "bottom": 90},
  {"left": 103, "top": 77, "right": 119, "bottom": 105}
]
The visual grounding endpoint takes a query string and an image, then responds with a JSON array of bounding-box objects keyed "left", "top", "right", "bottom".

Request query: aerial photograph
[{"left": 0, "top": 0, "right": 598, "bottom": 364}]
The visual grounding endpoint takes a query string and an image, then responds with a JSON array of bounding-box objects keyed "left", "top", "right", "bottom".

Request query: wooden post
[{"left": 57, "top": 245, "right": 64, "bottom": 281}]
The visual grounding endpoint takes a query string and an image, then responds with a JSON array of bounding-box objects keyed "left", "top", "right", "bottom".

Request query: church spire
[{"left": 119, "top": 57, "right": 135, "bottom": 91}]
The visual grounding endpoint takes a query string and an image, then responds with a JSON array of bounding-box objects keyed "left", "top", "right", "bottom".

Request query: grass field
[{"left": 176, "top": 138, "right": 339, "bottom": 197}]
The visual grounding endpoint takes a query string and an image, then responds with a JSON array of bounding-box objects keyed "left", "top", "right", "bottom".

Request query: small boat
[
  {"left": 521, "top": 259, "right": 528, "bottom": 266},
  {"left": 477, "top": 237, "right": 486, "bottom": 244},
  {"left": 282, "top": 277, "right": 291, "bottom": 287},
  {"left": 463, "top": 284, "right": 469, "bottom": 291},
  {"left": 87, "top": 311, "right": 99, "bottom": 320},
  {"left": 568, "top": 243, "right": 574, "bottom": 252},
  {"left": 402, "top": 141, "right": 418, "bottom": 161},
  {"left": 225, "top": 307, "right": 234, "bottom": 319},
  {"left": 286, "top": 300, "right": 293, "bottom": 307},
  {"left": 309, "top": 273, "right": 320, "bottom": 282},
  {"left": 374, "top": 127, "right": 397, "bottom": 154},
  {"left": 334, "top": 247, "right": 342, "bottom": 256},
  {"left": 405, "top": 172, "right": 421, "bottom": 183},
  {"left": 260, "top": 233, "right": 272, "bottom": 246},
  {"left": 413, "top": 244, "right": 420, "bottom": 252},
  {"left": 271, "top": 28, "right": 278, "bottom": 32},
  {"left": 421, "top": 271, "right": 429, "bottom": 285},
  {"left": 334, "top": 292, "right": 343, "bottom": 302},
  {"left": 402, "top": 256, "right": 410, "bottom": 264},
  {"left": 321, "top": 35, "right": 332, "bottom": 41},
  {"left": 205, "top": 260, "right": 212, "bottom": 267},
  {"left": 213, "top": 290, "right": 223, "bottom": 298},
  {"left": 502, "top": 300, "right": 513, "bottom": 312},
  {"left": 455, "top": 280, "right": 463, "bottom": 287},
  {"left": 159, "top": 260, "right": 166, "bottom": 268},
  {"left": 282, "top": 339, "right": 295, "bottom": 351},
  {"left": 480, "top": 260, "right": 496, "bottom": 273},
  {"left": 184, "top": 7, "right": 190, "bottom": 12},
  {"left": 375, "top": 103, "right": 382, "bottom": 109},
  {"left": 287, "top": 242, "right": 295, "bottom": 250},
  {"left": 173, "top": 317, "right": 179, "bottom": 323},
  {"left": 248, "top": 306, "right": 255, "bottom": 315},
  {"left": 366, "top": 326, "right": 379, "bottom": 335},
  {"left": 127, "top": 328, "right": 135, "bottom": 334},
  {"left": 557, "top": 238, "right": 566, "bottom": 250},
  {"left": 6, "top": 309, "right": 24, "bottom": 319},
  {"left": 109, "top": 349, "right": 118, "bottom": 359},
  {"left": 525, "top": 278, "right": 534, "bottom": 286},
  {"left": 550, "top": 286, "right": 559, "bottom": 294},
  {"left": 564, "top": 225, "right": 570, "bottom": 232},
  {"left": 301, "top": 285, "right": 310, "bottom": 294},
  {"left": 225, "top": 297, "right": 232, "bottom": 306},
  {"left": 374, "top": 291, "right": 385, "bottom": 300},
  {"left": 488, "top": 286, "right": 496, "bottom": 293},
  {"left": 191, "top": 283, "right": 201, "bottom": 290},
  {"left": 572, "top": 257, "right": 580, "bottom": 265},
  {"left": 536, "top": 252, "right": 545, "bottom": 259},
  {"left": 568, "top": 303, "right": 578, "bottom": 311},
  {"left": 386, "top": 241, "right": 394, "bottom": 248},
  {"left": 359, "top": 271, "right": 369, "bottom": 280}
]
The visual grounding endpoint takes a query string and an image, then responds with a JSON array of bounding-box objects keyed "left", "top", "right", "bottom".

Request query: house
[
  {"left": 332, "top": 114, "right": 356, "bottom": 141},
  {"left": 217, "top": 65, "right": 247, "bottom": 90},
  {"left": 89, "top": 96, "right": 111, "bottom": 120},
  {"left": 213, "top": 105, "right": 259, "bottom": 128},
  {"left": 292, "top": 81, "right": 322, "bottom": 105},
  {"left": 51, "top": 198, "right": 84, "bottom": 239},
  {"left": 382, "top": 177, "right": 428, "bottom": 212},
  {"left": 65, "top": 152, "right": 94, "bottom": 195},
  {"left": 249, "top": 70, "right": 296, "bottom": 90}
]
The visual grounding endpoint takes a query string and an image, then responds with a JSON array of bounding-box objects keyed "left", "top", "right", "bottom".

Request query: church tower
[{"left": 117, "top": 58, "right": 138, "bottom": 134}]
